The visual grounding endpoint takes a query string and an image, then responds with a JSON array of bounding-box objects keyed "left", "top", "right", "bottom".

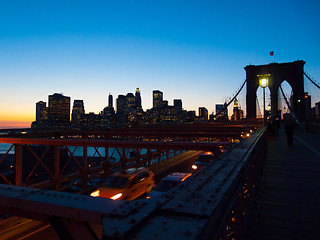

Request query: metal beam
[{"left": 0, "top": 138, "right": 231, "bottom": 150}]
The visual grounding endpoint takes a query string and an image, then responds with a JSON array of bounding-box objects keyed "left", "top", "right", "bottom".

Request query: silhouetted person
[
  {"left": 284, "top": 116, "right": 295, "bottom": 146},
  {"left": 272, "top": 118, "right": 280, "bottom": 136},
  {"left": 267, "top": 120, "right": 274, "bottom": 136}
]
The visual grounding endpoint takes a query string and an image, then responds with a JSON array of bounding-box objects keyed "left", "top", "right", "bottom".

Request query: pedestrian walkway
[{"left": 245, "top": 127, "right": 320, "bottom": 240}]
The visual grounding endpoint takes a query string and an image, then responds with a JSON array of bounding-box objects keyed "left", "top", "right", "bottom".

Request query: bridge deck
[{"left": 245, "top": 127, "right": 320, "bottom": 240}]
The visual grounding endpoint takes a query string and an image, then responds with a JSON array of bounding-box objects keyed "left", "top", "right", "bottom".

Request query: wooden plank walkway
[{"left": 244, "top": 127, "right": 320, "bottom": 240}]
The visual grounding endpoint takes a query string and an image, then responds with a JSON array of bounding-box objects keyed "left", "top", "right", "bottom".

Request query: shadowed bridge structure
[{"left": 0, "top": 60, "right": 320, "bottom": 239}]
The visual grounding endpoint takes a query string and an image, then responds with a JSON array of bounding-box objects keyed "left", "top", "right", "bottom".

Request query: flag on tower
[{"left": 270, "top": 51, "right": 274, "bottom": 56}]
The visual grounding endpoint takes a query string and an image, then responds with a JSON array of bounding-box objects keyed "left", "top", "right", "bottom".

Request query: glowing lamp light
[
  {"left": 192, "top": 165, "right": 198, "bottom": 170},
  {"left": 257, "top": 74, "right": 270, "bottom": 88},
  {"left": 260, "top": 78, "right": 268, "bottom": 88}
]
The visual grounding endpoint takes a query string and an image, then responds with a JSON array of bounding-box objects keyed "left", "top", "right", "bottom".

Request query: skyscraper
[
  {"left": 48, "top": 93, "right": 71, "bottom": 128},
  {"left": 108, "top": 93, "right": 113, "bottom": 108},
  {"left": 153, "top": 90, "right": 163, "bottom": 109},
  {"left": 116, "top": 95, "right": 128, "bottom": 114},
  {"left": 101, "top": 106, "right": 115, "bottom": 128},
  {"left": 135, "top": 86, "right": 142, "bottom": 109},
  {"left": 215, "top": 103, "right": 228, "bottom": 121},
  {"left": 116, "top": 95, "right": 129, "bottom": 127},
  {"left": 126, "top": 93, "right": 135, "bottom": 109},
  {"left": 174, "top": 99, "right": 182, "bottom": 111},
  {"left": 199, "top": 107, "right": 208, "bottom": 121},
  {"left": 232, "top": 98, "right": 240, "bottom": 121},
  {"left": 71, "top": 100, "right": 85, "bottom": 127},
  {"left": 36, "top": 101, "right": 48, "bottom": 122}
]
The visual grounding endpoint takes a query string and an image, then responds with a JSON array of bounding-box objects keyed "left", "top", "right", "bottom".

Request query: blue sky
[{"left": 1, "top": 0, "right": 320, "bottom": 128}]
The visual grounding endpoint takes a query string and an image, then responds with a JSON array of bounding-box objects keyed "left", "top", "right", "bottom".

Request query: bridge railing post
[
  {"left": 53, "top": 145, "right": 60, "bottom": 189},
  {"left": 82, "top": 146, "right": 88, "bottom": 189},
  {"left": 15, "top": 144, "right": 23, "bottom": 186}
]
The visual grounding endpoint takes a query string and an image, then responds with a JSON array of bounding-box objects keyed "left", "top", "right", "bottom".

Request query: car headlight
[
  {"left": 90, "top": 190, "right": 100, "bottom": 197},
  {"left": 110, "top": 193, "right": 122, "bottom": 200},
  {"left": 192, "top": 164, "right": 198, "bottom": 170}
]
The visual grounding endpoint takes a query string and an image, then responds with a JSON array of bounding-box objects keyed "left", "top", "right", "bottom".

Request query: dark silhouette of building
[
  {"left": 116, "top": 95, "right": 129, "bottom": 127},
  {"left": 215, "top": 103, "right": 228, "bottom": 121},
  {"left": 36, "top": 101, "right": 48, "bottom": 122},
  {"left": 48, "top": 93, "right": 71, "bottom": 128},
  {"left": 199, "top": 107, "right": 208, "bottom": 121},
  {"left": 187, "top": 111, "right": 196, "bottom": 122},
  {"left": 160, "top": 105, "right": 176, "bottom": 123},
  {"left": 32, "top": 101, "right": 49, "bottom": 128},
  {"left": 71, "top": 100, "right": 85, "bottom": 127},
  {"left": 32, "top": 87, "right": 220, "bottom": 129},
  {"left": 108, "top": 93, "right": 113, "bottom": 108},
  {"left": 153, "top": 90, "right": 163, "bottom": 109},
  {"left": 315, "top": 102, "right": 320, "bottom": 120},
  {"left": 135, "top": 86, "right": 142, "bottom": 109},
  {"left": 126, "top": 93, "right": 135, "bottom": 109},
  {"left": 126, "top": 93, "right": 138, "bottom": 127},
  {"left": 231, "top": 98, "right": 241, "bottom": 121},
  {"left": 81, "top": 112, "right": 101, "bottom": 129},
  {"left": 174, "top": 99, "right": 182, "bottom": 112},
  {"left": 101, "top": 106, "right": 115, "bottom": 128},
  {"left": 173, "top": 99, "right": 185, "bottom": 123}
]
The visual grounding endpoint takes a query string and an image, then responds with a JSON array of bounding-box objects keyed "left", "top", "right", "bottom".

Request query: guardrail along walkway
[{"left": 245, "top": 127, "right": 320, "bottom": 240}]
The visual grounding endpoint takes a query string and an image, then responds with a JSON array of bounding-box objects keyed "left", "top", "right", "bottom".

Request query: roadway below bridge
[
  {"left": 0, "top": 150, "right": 203, "bottom": 240},
  {"left": 0, "top": 217, "right": 55, "bottom": 240}
]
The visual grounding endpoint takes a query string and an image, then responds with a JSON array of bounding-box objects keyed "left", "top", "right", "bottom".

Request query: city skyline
[
  {"left": 1, "top": 1, "right": 320, "bottom": 128},
  {"left": 32, "top": 88, "right": 226, "bottom": 130}
]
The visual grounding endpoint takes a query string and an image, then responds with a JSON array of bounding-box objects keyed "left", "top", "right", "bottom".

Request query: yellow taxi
[{"left": 90, "top": 167, "right": 154, "bottom": 200}]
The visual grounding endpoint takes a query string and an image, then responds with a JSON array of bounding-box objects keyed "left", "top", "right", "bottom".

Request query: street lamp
[
  {"left": 260, "top": 78, "right": 268, "bottom": 88},
  {"left": 258, "top": 74, "right": 270, "bottom": 125},
  {"left": 268, "top": 103, "right": 271, "bottom": 111}
]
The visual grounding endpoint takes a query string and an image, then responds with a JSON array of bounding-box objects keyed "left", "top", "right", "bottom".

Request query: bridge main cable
[
  {"left": 304, "top": 72, "right": 320, "bottom": 90},
  {"left": 214, "top": 79, "right": 247, "bottom": 118}
]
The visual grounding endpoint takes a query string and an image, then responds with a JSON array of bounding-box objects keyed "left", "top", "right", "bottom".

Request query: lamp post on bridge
[{"left": 259, "top": 76, "right": 269, "bottom": 125}]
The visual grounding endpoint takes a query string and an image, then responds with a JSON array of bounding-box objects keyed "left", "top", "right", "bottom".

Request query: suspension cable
[
  {"left": 256, "top": 96, "right": 262, "bottom": 118},
  {"left": 214, "top": 79, "right": 247, "bottom": 118},
  {"left": 279, "top": 85, "right": 300, "bottom": 125},
  {"left": 304, "top": 72, "right": 320, "bottom": 90}
]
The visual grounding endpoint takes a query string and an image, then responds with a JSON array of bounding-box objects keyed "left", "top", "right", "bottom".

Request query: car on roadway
[
  {"left": 90, "top": 167, "right": 154, "bottom": 200},
  {"left": 147, "top": 172, "right": 192, "bottom": 198},
  {"left": 192, "top": 153, "right": 215, "bottom": 171}
]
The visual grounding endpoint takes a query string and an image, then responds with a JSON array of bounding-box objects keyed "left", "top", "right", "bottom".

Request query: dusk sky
[{"left": 1, "top": 0, "right": 320, "bottom": 128}]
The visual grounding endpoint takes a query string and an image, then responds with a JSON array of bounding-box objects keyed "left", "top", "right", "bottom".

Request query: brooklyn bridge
[{"left": 0, "top": 60, "right": 319, "bottom": 240}]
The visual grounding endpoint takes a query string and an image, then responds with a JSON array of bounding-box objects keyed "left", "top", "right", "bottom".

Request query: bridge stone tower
[{"left": 245, "top": 60, "right": 306, "bottom": 121}]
